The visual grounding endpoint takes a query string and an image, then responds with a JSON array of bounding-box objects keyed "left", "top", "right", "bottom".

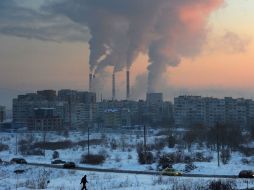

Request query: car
[
  {"left": 63, "top": 162, "right": 76, "bottom": 169},
  {"left": 10, "top": 158, "right": 27, "bottom": 164},
  {"left": 161, "top": 167, "right": 182, "bottom": 176},
  {"left": 14, "top": 169, "right": 25, "bottom": 174},
  {"left": 239, "top": 170, "right": 254, "bottom": 178},
  {"left": 51, "top": 159, "right": 66, "bottom": 164}
]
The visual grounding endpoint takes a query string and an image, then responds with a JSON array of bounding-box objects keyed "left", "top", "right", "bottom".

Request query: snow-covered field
[
  {"left": 1, "top": 130, "right": 254, "bottom": 189},
  {"left": 0, "top": 163, "right": 253, "bottom": 190}
]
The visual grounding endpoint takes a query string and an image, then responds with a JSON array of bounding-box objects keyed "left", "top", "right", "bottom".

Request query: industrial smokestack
[
  {"left": 126, "top": 70, "right": 130, "bottom": 100},
  {"left": 92, "top": 74, "right": 96, "bottom": 92},
  {"left": 89, "top": 73, "right": 92, "bottom": 92},
  {"left": 112, "top": 73, "right": 116, "bottom": 100}
]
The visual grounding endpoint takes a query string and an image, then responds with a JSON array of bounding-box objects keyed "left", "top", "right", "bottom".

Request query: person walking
[{"left": 80, "top": 175, "right": 88, "bottom": 190}]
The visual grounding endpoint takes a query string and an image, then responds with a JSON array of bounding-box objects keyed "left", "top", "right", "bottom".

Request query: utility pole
[
  {"left": 87, "top": 124, "right": 90, "bottom": 156},
  {"left": 144, "top": 122, "right": 147, "bottom": 164},
  {"left": 88, "top": 102, "right": 93, "bottom": 156},
  {"left": 216, "top": 123, "right": 220, "bottom": 167},
  {"left": 43, "top": 127, "right": 46, "bottom": 157},
  {"left": 15, "top": 132, "right": 18, "bottom": 155},
  {"left": 68, "top": 96, "right": 72, "bottom": 129}
]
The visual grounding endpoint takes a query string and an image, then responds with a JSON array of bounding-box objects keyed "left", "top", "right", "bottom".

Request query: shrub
[
  {"left": 138, "top": 151, "right": 154, "bottom": 164},
  {"left": 241, "top": 158, "right": 251, "bottom": 165},
  {"left": 192, "top": 152, "right": 213, "bottom": 162},
  {"left": 157, "top": 151, "right": 190, "bottom": 170},
  {"left": 52, "top": 151, "right": 59, "bottom": 159},
  {"left": 168, "top": 136, "right": 176, "bottom": 148},
  {"left": 195, "top": 152, "right": 204, "bottom": 161},
  {"left": 110, "top": 139, "right": 118, "bottom": 150},
  {"left": 239, "top": 146, "right": 254, "bottom": 157},
  {"left": 157, "top": 154, "right": 173, "bottom": 170},
  {"left": 63, "top": 130, "right": 69, "bottom": 138},
  {"left": 75, "top": 139, "right": 102, "bottom": 147},
  {"left": 0, "top": 143, "right": 9, "bottom": 152},
  {"left": 184, "top": 163, "right": 197, "bottom": 173},
  {"left": 80, "top": 154, "right": 106, "bottom": 165},
  {"left": 154, "top": 138, "right": 167, "bottom": 151},
  {"left": 184, "top": 155, "right": 192, "bottom": 163},
  {"left": 25, "top": 169, "right": 50, "bottom": 189},
  {"left": 136, "top": 144, "right": 154, "bottom": 164},
  {"left": 26, "top": 148, "right": 44, "bottom": 156},
  {"left": 220, "top": 148, "right": 231, "bottom": 164},
  {"left": 208, "top": 180, "right": 236, "bottom": 190},
  {"left": 120, "top": 135, "right": 127, "bottom": 151},
  {"left": 32, "top": 140, "right": 72, "bottom": 150},
  {"left": 19, "top": 139, "right": 33, "bottom": 155}
]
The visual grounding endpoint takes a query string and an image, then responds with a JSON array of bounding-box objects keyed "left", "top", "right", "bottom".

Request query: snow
[
  {"left": 1, "top": 130, "right": 254, "bottom": 189},
  {"left": 1, "top": 164, "right": 254, "bottom": 190}
]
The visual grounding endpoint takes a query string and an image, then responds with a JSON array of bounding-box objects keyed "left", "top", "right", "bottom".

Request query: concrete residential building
[
  {"left": 28, "top": 108, "right": 63, "bottom": 131},
  {"left": 146, "top": 93, "right": 164, "bottom": 124},
  {"left": 57, "top": 89, "right": 96, "bottom": 128},
  {"left": 174, "top": 95, "right": 254, "bottom": 128},
  {"left": 13, "top": 90, "right": 96, "bottom": 129},
  {"left": 174, "top": 96, "right": 205, "bottom": 128},
  {"left": 0, "top": 106, "right": 6, "bottom": 122},
  {"left": 13, "top": 93, "right": 50, "bottom": 127},
  {"left": 247, "top": 100, "right": 254, "bottom": 127},
  {"left": 204, "top": 97, "right": 225, "bottom": 127},
  {"left": 103, "top": 108, "right": 131, "bottom": 127}
]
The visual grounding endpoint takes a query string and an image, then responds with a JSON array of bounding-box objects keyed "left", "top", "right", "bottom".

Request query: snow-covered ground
[
  {"left": 0, "top": 163, "right": 253, "bottom": 190},
  {"left": 1, "top": 131, "right": 254, "bottom": 189}
]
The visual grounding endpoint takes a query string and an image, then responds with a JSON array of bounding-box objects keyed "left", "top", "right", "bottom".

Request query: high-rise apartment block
[
  {"left": 174, "top": 96, "right": 254, "bottom": 128},
  {"left": 13, "top": 90, "right": 96, "bottom": 130}
]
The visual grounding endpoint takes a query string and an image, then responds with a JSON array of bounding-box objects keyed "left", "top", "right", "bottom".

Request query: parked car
[
  {"left": 239, "top": 170, "right": 254, "bottom": 178},
  {"left": 51, "top": 159, "right": 66, "bottom": 164},
  {"left": 14, "top": 169, "right": 25, "bottom": 174},
  {"left": 63, "top": 162, "right": 76, "bottom": 169},
  {"left": 161, "top": 167, "right": 182, "bottom": 176},
  {"left": 10, "top": 158, "right": 27, "bottom": 164}
]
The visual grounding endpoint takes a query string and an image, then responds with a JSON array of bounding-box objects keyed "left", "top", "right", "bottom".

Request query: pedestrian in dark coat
[{"left": 80, "top": 175, "right": 88, "bottom": 190}]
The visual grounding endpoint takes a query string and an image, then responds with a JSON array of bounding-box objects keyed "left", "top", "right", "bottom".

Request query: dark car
[
  {"left": 161, "top": 167, "right": 182, "bottom": 176},
  {"left": 51, "top": 159, "right": 66, "bottom": 164},
  {"left": 63, "top": 162, "right": 76, "bottom": 169},
  {"left": 239, "top": 170, "right": 254, "bottom": 178},
  {"left": 14, "top": 169, "right": 25, "bottom": 174},
  {"left": 10, "top": 158, "right": 27, "bottom": 164}
]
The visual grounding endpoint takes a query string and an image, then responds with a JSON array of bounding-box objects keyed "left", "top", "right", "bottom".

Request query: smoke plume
[
  {"left": 0, "top": 0, "right": 225, "bottom": 93},
  {"left": 44, "top": 0, "right": 224, "bottom": 92}
]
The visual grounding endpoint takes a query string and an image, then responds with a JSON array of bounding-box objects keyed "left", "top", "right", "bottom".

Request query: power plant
[{"left": 89, "top": 69, "right": 131, "bottom": 101}]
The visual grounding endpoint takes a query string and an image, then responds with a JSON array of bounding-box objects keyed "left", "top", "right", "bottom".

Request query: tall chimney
[
  {"left": 126, "top": 70, "right": 130, "bottom": 100},
  {"left": 92, "top": 74, "right": 96, "bottom": 92},
  {"left": 112, "top": 73, "right": 116, "bottom": 100},
  {"left": 89, "top": 73, "right": 92, "bottom": 92}
]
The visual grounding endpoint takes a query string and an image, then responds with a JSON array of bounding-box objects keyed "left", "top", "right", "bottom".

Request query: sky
[{"left": 0, "top": 0, "right": 254, "bottom": 108}]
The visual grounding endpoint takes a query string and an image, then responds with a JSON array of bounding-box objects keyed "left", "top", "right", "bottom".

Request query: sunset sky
[{"left": 0, "top": 0, "right": 254, "bottom": 108}]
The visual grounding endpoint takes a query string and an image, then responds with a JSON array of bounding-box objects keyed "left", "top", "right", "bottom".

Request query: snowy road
[{"left": 20, "top": 162, "right": 238, "bottom": 179}]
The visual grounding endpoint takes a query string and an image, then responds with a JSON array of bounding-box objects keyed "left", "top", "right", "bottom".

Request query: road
[{"left": 25, "top": 162, "right": 238, "bottom": 179}]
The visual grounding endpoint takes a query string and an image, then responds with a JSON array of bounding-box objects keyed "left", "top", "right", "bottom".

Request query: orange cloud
[{"left": 179, "top": 0, "right": 224, "bottom": 33}]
